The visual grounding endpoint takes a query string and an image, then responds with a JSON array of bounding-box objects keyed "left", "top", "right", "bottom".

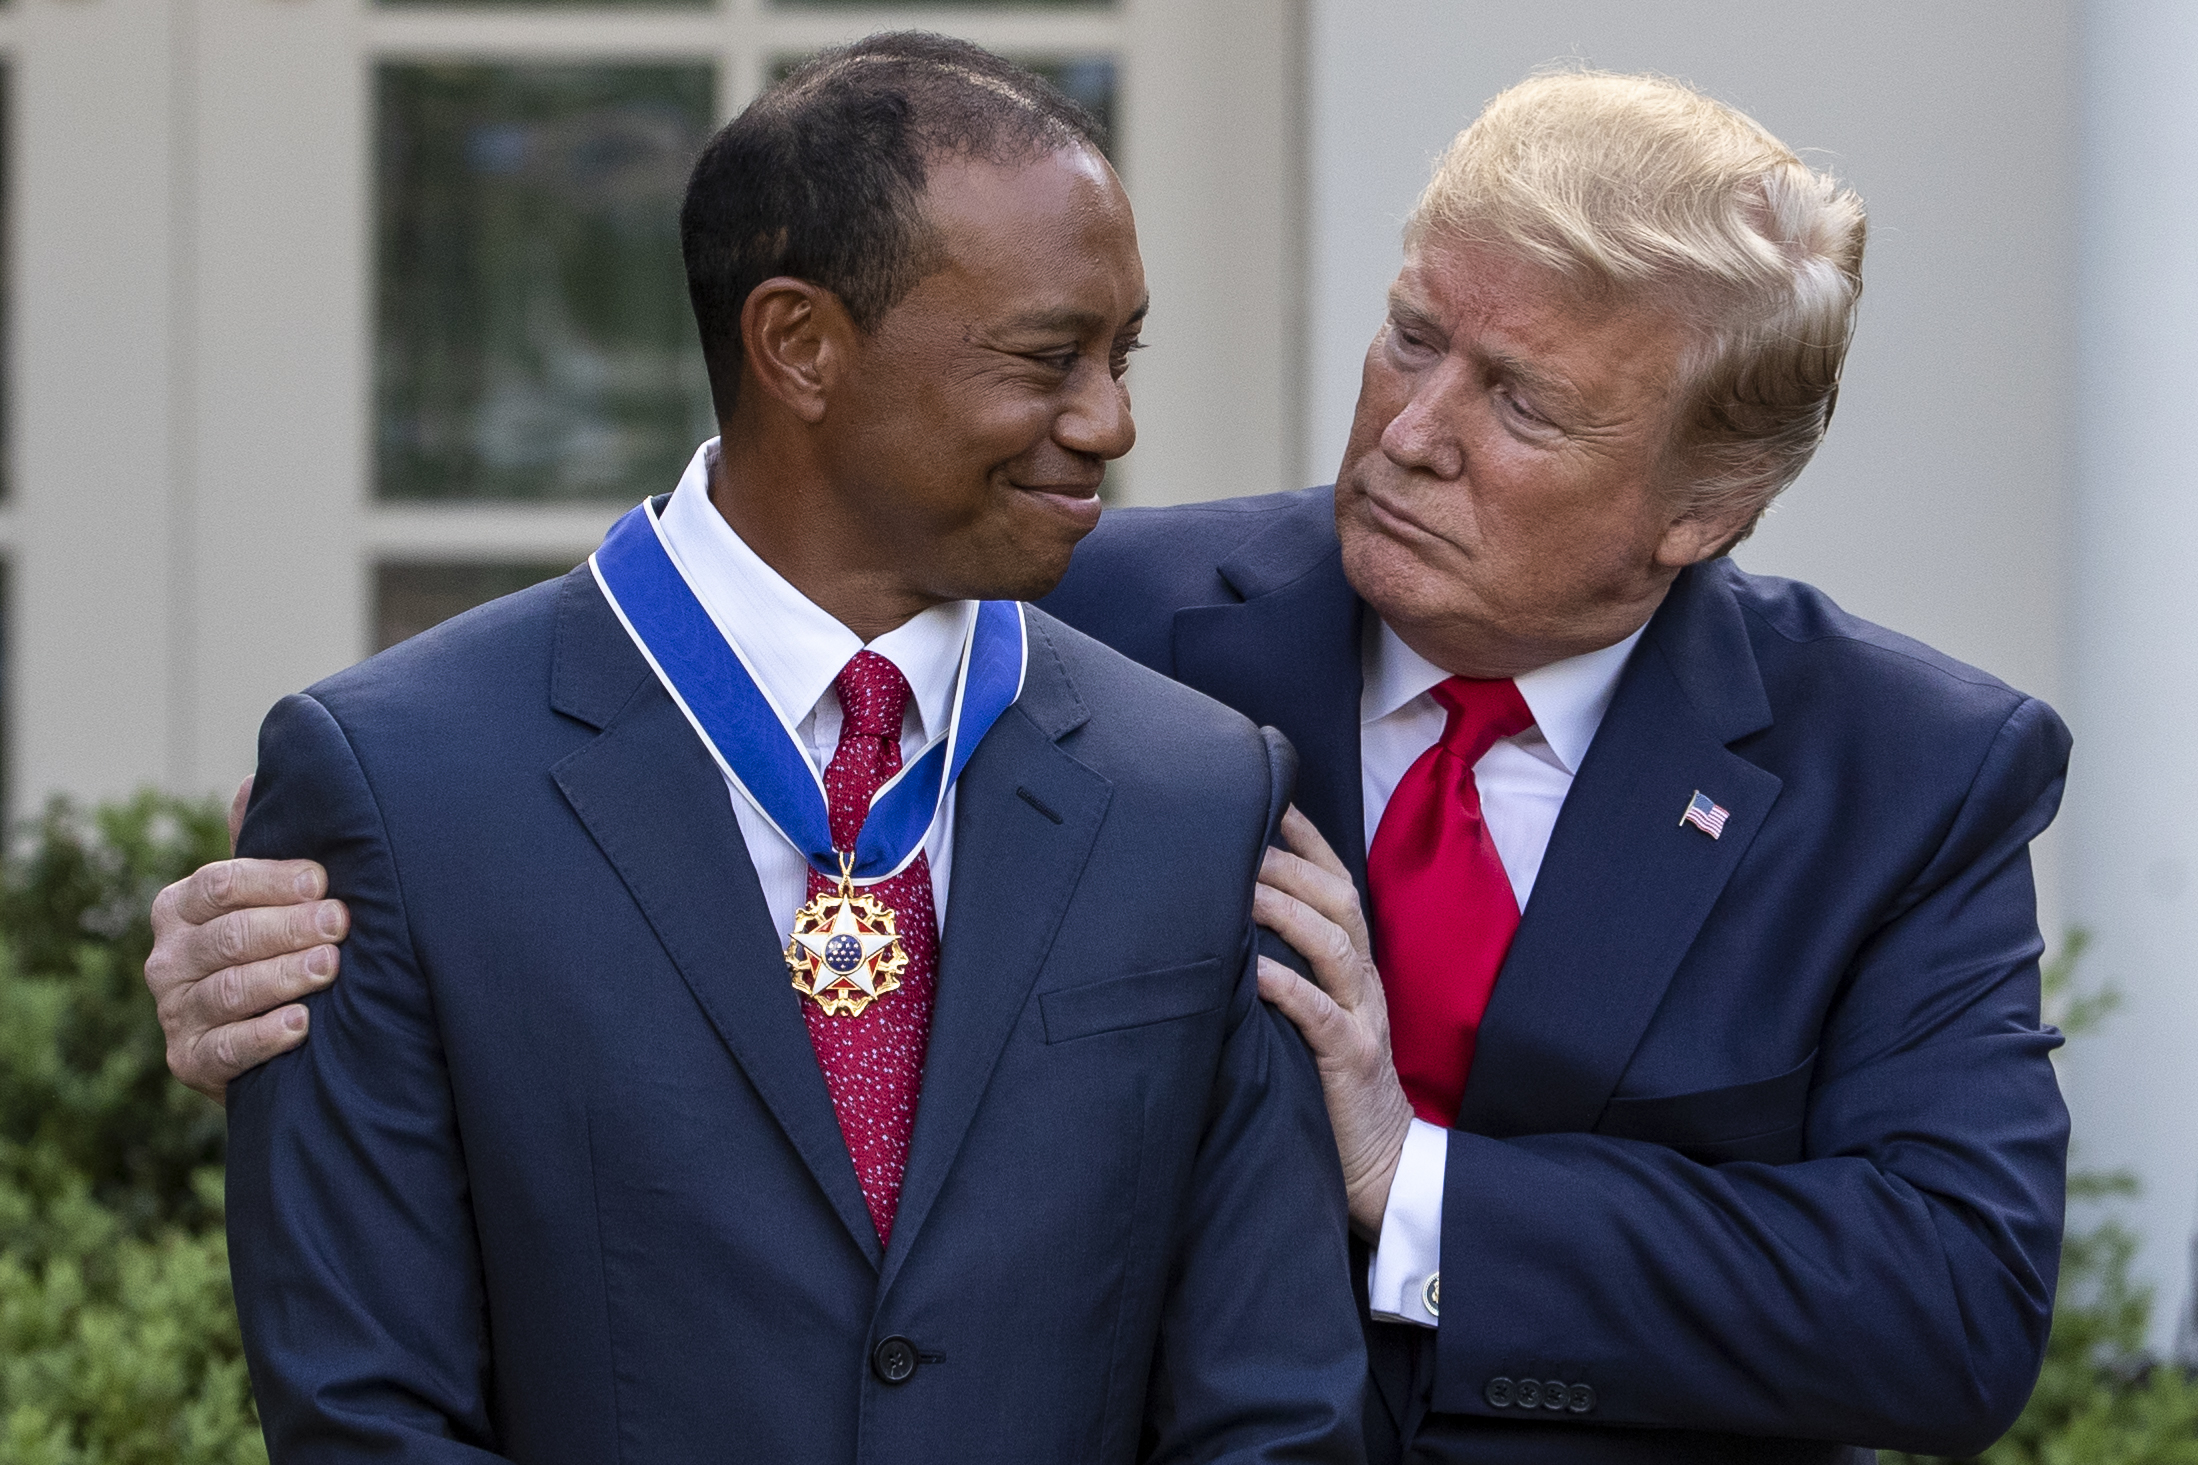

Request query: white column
[
  {"left": 2068, "top": 0, "right": 2198, "bottom": 1357},
  {"left": 14, "top": 0, "right": 185, "bottom": 804},
  {"left": 1116, "top": 0, "right": 1304, "bottom": 504},
  {"left": 184, "top": 0, "right": 370, "bottom": 798}
]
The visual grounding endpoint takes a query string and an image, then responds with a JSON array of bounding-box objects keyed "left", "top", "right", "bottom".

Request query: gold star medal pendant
[{"left": 785, "top": 851, "right": 910, "bottom": 1017}]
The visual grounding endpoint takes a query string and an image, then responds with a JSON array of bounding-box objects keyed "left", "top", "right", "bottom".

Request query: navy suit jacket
[
  {"left": 226, "top": 566, "right": 1368, "bottom": 1464},
  {"left": 1040, "top": 487, "right": 2073, "bottom": 1464}
]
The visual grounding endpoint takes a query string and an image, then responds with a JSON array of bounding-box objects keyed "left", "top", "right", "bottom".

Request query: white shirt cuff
[{"left": 1366, "top": 1117, "right": 1448, "bottom": 1328}]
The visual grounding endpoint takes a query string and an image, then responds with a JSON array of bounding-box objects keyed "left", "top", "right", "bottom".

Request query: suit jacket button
[
  {"left": 1484, "top": 1376, "right": 1513, "bottom": 1408},
  {"left": 872, "top": 1336, "right": 918, "bottom": 1384},
  {"left": 1568, "top": 1383, "right": 1597, "bottom": 1414},
  {"left": 1542, "top": 1379, "right": 1568, "bottom": 1410},
  {"left": 1514, "top": 1378, "right": 1541, "bottom": 1409}
]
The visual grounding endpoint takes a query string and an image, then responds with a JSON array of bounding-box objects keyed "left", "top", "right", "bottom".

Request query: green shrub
[{"left": 0, "top": 794, "right": 263, "bottom": 1465}]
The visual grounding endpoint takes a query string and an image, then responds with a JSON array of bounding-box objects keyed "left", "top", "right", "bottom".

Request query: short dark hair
[{"left": 681, "top": 32, "right": 1107, "bottom": 419}]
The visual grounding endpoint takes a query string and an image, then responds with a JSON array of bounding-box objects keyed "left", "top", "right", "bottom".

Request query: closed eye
[
  {"left": 1387, "top": 320, "right": 1441, "bottom": 364},
  {"left": 1503, "top": 391, "right": 1546, "bottom": 422}
]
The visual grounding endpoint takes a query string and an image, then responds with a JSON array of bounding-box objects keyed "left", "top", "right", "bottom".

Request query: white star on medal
[{"left": 785, "top": 861, "right": 910, "bottom": 1018}]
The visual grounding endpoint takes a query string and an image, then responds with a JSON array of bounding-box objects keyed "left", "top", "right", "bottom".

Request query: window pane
[
  {"left": 380, "top": 0, "right": 705, "bottom": 10},
  {"left": 766, "top": 53, "right": 1117, "bottom": 156},
  {"left": 374, "top": 561, "right": 580, "bottom": 652},
  {"left": 775, "top": 1, "right": 1111, "bottom": 8},
  {"left": 376, "top": 64, "right": 717, "bottom": 502}
]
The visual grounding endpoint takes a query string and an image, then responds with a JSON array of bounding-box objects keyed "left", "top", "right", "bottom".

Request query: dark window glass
[
  {"left": 374, "top": 561, "right": 579, "bottom": 653},
  {"left": 775, "top": 1, "right": 1113, "bottom": 8},
  {"left": 380, "top": 0, "right": 706, "bottom": 10},
  {"left": 376, "top": 63, "right": 717, "bottom": 502},
  {"left": 766, "top": 53, "right": 1116, "bottom": 157}
]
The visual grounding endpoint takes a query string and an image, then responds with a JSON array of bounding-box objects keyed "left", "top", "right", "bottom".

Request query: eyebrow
[
  {"left": 1386, "top": 291, "right": 1587, "bottom": 415},
  {"left": 1000, "top": 297, "right": 1150, "bottom": 336}
]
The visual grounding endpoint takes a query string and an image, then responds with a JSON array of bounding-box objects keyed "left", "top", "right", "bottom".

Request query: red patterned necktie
[
  {"left": 804, "top": 649, "right": 938, "bottom": 1246},
  {"left": 1366, "top": 677, "right": 1534, "bottom": 1125}
]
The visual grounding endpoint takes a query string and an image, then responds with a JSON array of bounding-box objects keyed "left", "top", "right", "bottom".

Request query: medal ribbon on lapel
[{"left": 588, "top": 499, "right": 1028, "bottom": 890}]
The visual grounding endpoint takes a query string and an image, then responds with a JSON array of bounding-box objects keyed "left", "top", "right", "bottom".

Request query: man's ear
[
  {"left": 1653, "top": 473, "right": 1764, "bottom": 569},
  {"left": 739, "top": 277, "right": 859, "bottom": 425},
  {"left": 1655, "top": 510, "right": 1750, "bottom": 569}
]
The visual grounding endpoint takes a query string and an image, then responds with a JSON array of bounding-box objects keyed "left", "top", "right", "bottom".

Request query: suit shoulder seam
[
  {"left": 299, "top": 690, "right": 432, "bottom": 988},
  {"left": 1736, "top": 599, "right": 2014, "bottom": 694}
]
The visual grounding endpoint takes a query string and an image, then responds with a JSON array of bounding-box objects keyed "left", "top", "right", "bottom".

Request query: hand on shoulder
[{"left": 144, "top": 776, "right": 348, "bottom": 1104}]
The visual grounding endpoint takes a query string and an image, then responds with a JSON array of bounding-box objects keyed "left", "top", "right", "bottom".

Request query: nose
[
  {"left": 1056, "top": 365, "right": 1137, "bottom": 463},
  {"left": 1379, "top": 372, "right": 1465, "bottom": 480}
]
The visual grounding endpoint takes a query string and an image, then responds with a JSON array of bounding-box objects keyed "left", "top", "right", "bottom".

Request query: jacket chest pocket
[
  {"left": 1038, "top": 959, "right": 1228, "bottom": 1044},
  {"left": 1596, "top": 1049, "right": 1818, "bottom": 1165}
]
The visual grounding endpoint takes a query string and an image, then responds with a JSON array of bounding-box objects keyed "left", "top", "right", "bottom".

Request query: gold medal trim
[{"left": 785, "top": 853, "right": 909, "bottom": 1018}]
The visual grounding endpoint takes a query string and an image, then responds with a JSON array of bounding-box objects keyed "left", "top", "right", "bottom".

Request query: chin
[
  {"left": 1339, "top": 513, "right": 1467, "bottom": 631},
  {"left": 944, "top": 533, "right": 1082, "bottom": 604}
]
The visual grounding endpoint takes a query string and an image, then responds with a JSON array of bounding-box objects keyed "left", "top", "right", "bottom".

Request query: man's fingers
[
  {"left": 1253, "top": 883, "right": 1366, "bottom": 1004},
  {"left": 166, "top": 898, "right": 348, "bottom": 995},
  {"left": 159, "top": 858, "right": 330, "bottom": 930},
  {"left": 174, "top": 1004, "right": 310, "bottom": 1106},
  {"left": 227, "top": 775, "right": 254, "bottom": 854},
  {"left": 1259, "top": 844, "right": 1372, "bottom": 951},
  {"left": 1257, "top": 956, "right": 1355, "bottom": 1055},
  {"left": 180, "top": 943, "right": 339, "bottom": 1028},
  {"left": 1280, "top": 805, "right": 1355, "bottom": 884}
]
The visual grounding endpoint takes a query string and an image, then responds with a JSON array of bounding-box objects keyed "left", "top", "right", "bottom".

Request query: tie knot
[
  {"left": 1429, "top": 676, "right": 1533, "bottom": 766},
  {"left": 835, "top": 650, "right": 914, "bottom": 740}
]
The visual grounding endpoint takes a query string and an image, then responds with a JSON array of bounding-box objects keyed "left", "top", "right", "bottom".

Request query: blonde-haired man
[{"left": 149, "top": 69, "right": 2067, "bottom": 1463}]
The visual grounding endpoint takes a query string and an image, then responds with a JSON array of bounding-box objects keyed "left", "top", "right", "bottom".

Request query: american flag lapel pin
[{"left": 1680, "top": 790, "right": 1729, "bottom": 839}]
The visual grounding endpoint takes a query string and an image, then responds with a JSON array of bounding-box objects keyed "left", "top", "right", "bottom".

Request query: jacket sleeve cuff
[{"left": 1366, "top": 1117, "right": 1448, "bottom": 1327}]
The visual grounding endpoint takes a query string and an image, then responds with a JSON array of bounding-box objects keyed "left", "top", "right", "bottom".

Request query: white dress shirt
[
  {"left": 1360, "top": 616, "right": 1645, "bottom": 1327},
  {"left": 656, "top": 440, "right": 973, "bottom": 939}
]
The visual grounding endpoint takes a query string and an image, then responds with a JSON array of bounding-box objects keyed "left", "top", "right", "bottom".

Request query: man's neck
[
  {"left": 707, "top": 441, "right": 943, "bottom": 643},
  {"left": 1384, "top": 594, "right": 1667, "bottom": 682}
]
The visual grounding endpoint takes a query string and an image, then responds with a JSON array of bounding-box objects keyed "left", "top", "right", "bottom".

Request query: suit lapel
[
  {"left": 1458, "top": 561, "right": 1782, "bottom": 1137},
  {"left": 546, "top": 569, "right": 884, "bottom": 1268},
  {"left": 1169, "top": 492, "right": 1369, "bottom": 894},
  {"left": 881, "top": 617, "right": 1111, "bottom": 1287}
]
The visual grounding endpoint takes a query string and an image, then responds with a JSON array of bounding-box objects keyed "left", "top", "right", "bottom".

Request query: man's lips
[
  {"left": 1354, "top": 481, "right": 1444, "bottom": 544},
  {"left": 1015, "top": 481, "right": 1105, "bottom": 527}
]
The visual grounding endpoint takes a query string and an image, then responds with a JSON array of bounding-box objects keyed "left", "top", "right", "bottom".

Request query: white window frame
[{"left": 5, "top": 0, "right": 1302, "bottom": 805}]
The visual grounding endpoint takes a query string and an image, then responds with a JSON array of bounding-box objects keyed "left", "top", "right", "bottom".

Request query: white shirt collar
[
  {"left": 1360, "top": 616, "right": 1646, "bottom": 775},
  {"left": 655, "top": 439, "right": 972, "bottom": 741}
]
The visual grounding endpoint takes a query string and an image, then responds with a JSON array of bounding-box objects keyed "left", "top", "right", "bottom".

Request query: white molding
[
  {"left": 756, "top": 11, "right": 1124, "bottom": 53},
  {"left": 367, "top": 12, "right": 734, "bottom": 58},
  {"left": 364, "top": 503, "right": 624, "bottom": 560}
]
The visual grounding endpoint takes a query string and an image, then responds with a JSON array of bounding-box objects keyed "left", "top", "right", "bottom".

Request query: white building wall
[
  {"left": 2069, "top": 0, "right": 2198, "bottom": 1360},
  {"left": 1306, "top": 0, "right": 2076, "bottom": 721}
]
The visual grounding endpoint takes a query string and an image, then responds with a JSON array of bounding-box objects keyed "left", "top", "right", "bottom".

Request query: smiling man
[
  {"left": 155, "top": 66, "right": 2068, "bottom": 1465},
  {"left": 210, "top": 34, "right": 1364, "bottom": 1463}
]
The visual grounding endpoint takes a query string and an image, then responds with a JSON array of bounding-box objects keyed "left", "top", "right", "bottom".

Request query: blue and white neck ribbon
[{"left": 589, "top": 499, "right": 1027, "bottom": 884}]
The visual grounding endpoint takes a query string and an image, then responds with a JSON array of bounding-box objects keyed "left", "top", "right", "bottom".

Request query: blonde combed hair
[{"left": 1409, "top": 69, "right": 1867, "bottom": 544}]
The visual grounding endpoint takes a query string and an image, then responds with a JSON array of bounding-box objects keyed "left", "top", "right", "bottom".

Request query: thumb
[{"left": 228, "top": 775, "right": 255, "bottom": 854}]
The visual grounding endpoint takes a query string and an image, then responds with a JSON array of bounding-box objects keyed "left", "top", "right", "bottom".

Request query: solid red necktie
[
  {"left": 803, "top": 650, "right": 938, "bottom": 1246},
  {"left": 1366, "top": 676, "right": 1534, "bottom": 1126}
]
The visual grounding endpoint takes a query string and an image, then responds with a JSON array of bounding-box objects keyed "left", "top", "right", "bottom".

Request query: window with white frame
[
  {"left": 0, "top": 0, "right": 1294, "bottom": 801},
  {"left": 370, "top": 2, "right": 1131, "bottom": 649}
]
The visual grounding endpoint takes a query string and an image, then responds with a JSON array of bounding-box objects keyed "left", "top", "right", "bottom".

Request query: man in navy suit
[
  {"left": 151, "top": 66, "right": 2067, "bottom": 1465},
  {"left": 200, "top": 35, "right": 1366, "bottom": 1463}
]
